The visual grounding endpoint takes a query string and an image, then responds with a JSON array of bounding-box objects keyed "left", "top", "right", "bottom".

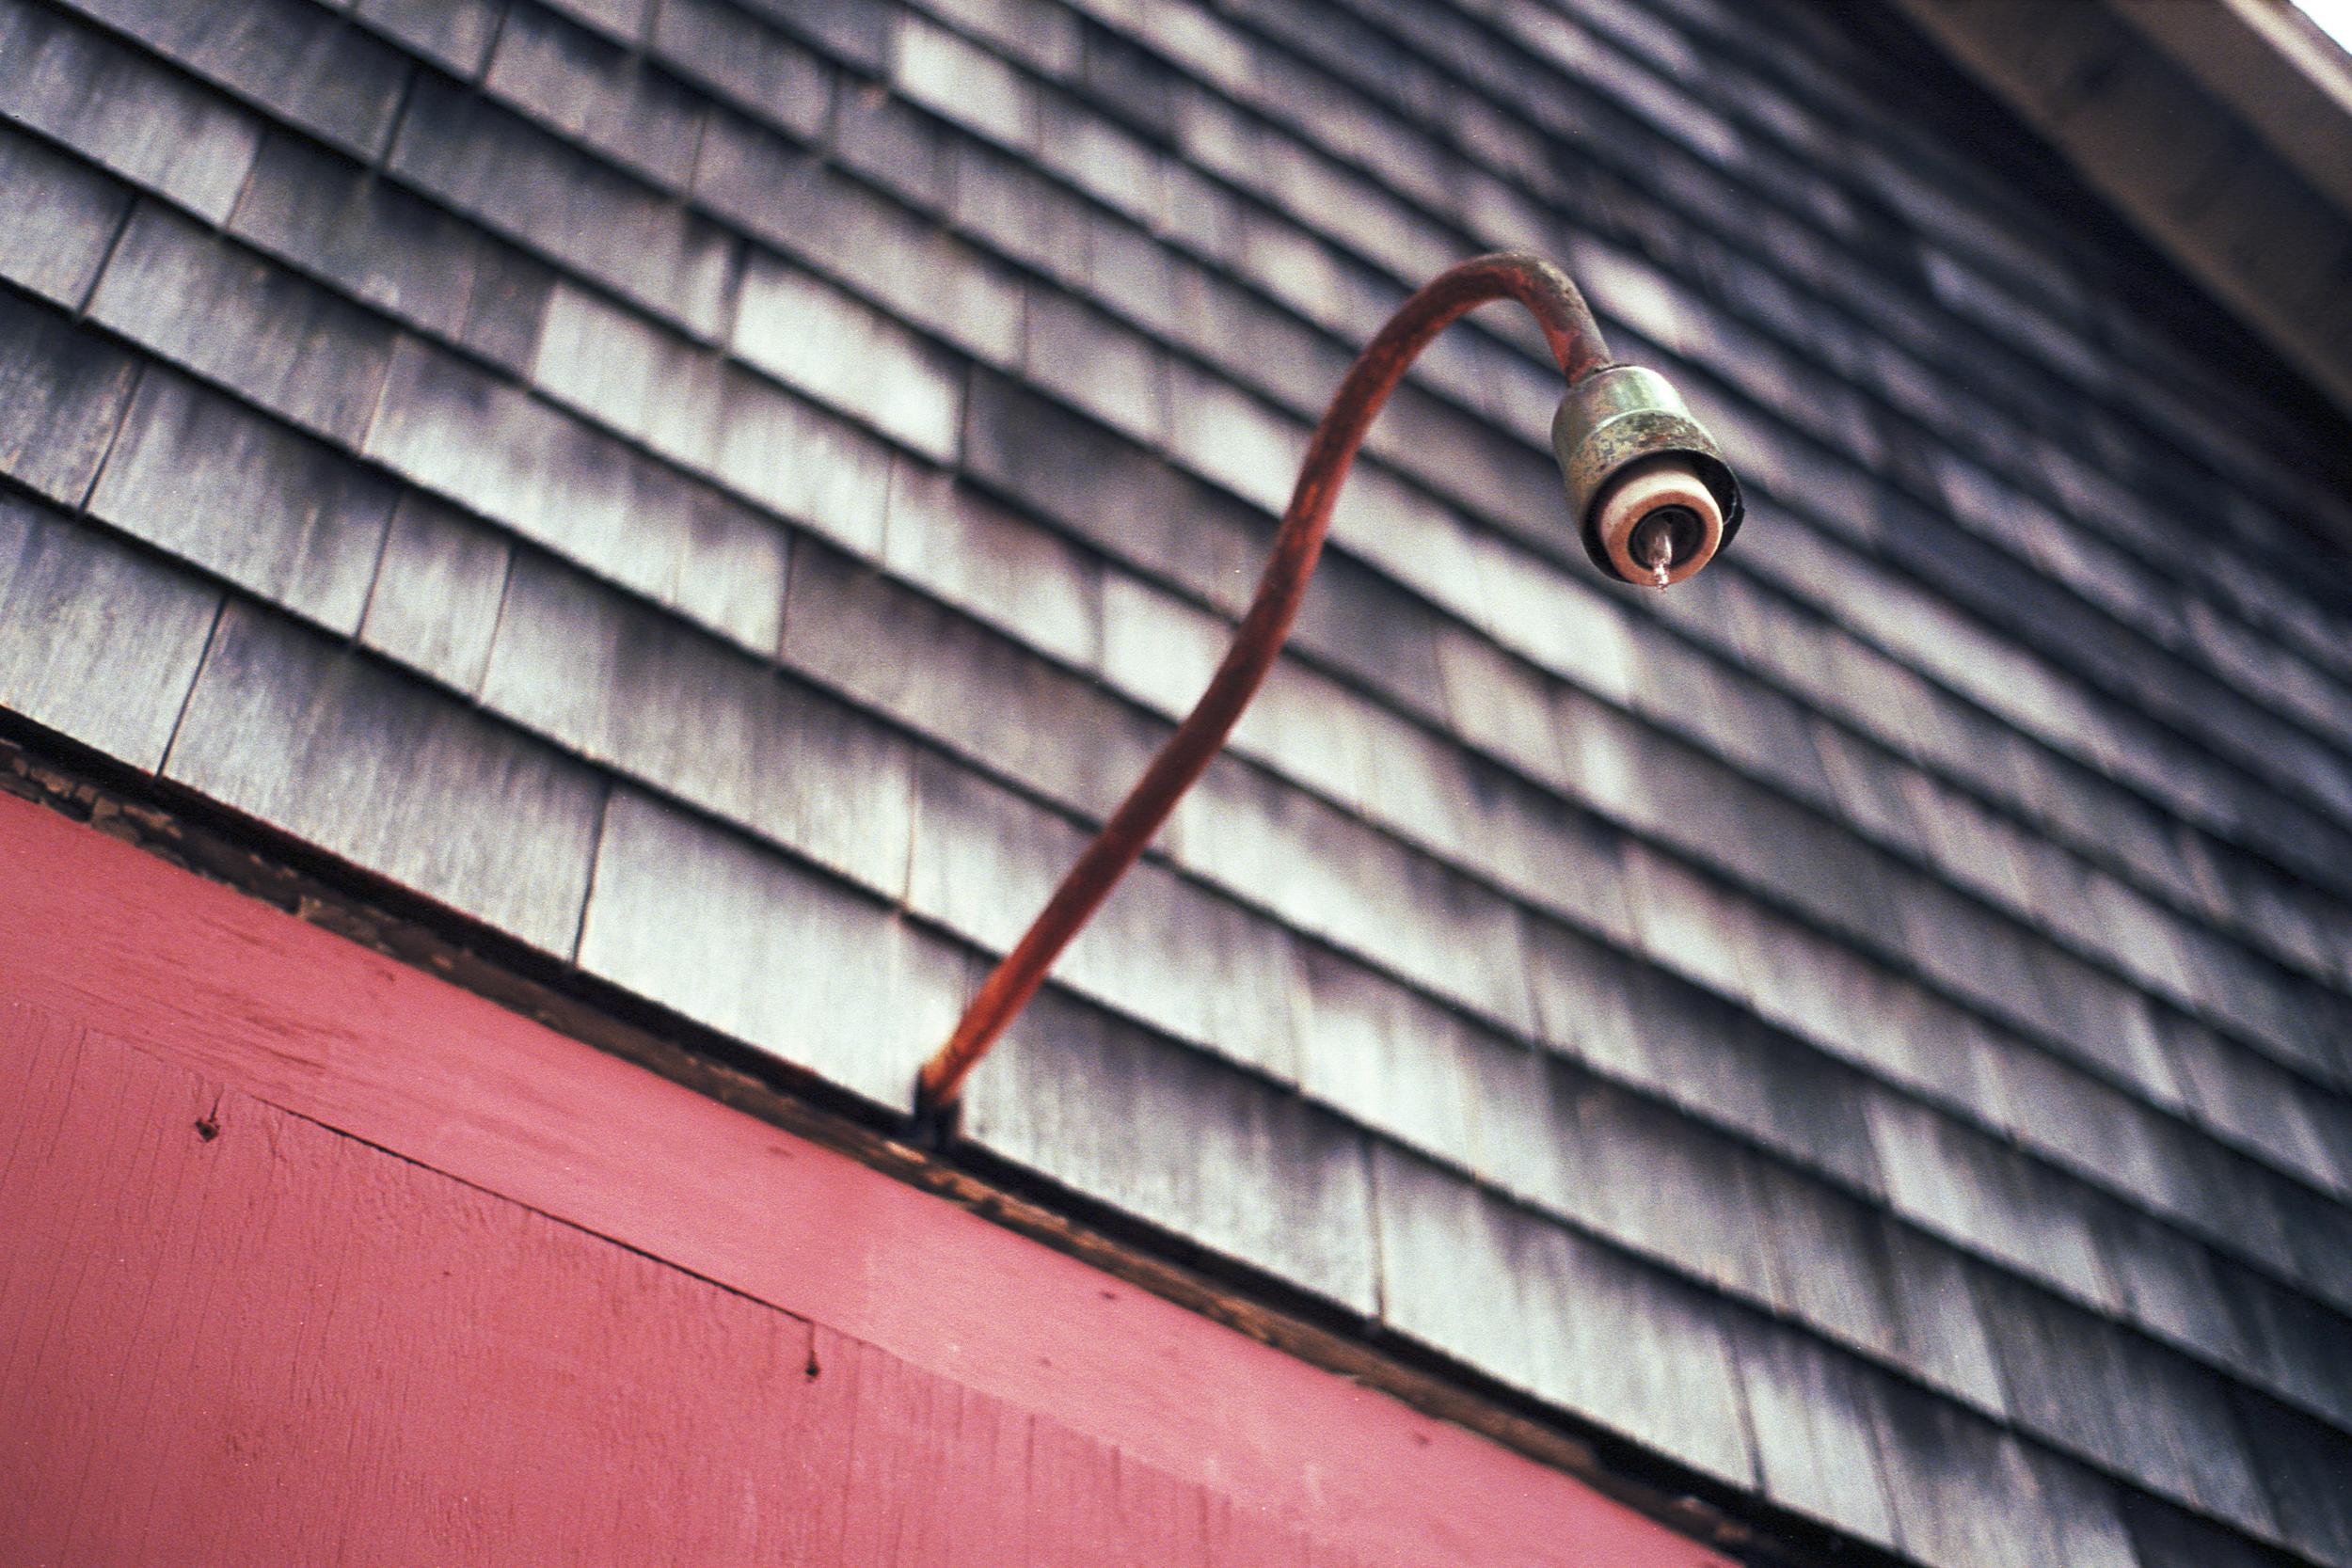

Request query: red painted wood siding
[{"left": 0, "top": 793, "right": 1727, "bottom": 1567}]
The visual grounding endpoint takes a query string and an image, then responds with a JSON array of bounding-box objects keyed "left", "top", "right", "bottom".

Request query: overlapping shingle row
[{"left": 3, "top": 0, "right": 2349, "bottom": 1563}]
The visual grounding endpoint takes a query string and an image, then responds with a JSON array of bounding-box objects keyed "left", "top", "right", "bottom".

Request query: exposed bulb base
[{"left": 1593, "top": 455, "right": 1724, "bottom": 589}]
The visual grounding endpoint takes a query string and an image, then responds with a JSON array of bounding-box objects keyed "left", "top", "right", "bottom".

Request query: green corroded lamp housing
[{"left": 1552, "top": 364, "right": 1745, "bottom": 589}]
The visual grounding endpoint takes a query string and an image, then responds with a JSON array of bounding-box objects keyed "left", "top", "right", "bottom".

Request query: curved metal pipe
[{"left": 914, "top": 252, "right": 1645, "bottom": 1129}]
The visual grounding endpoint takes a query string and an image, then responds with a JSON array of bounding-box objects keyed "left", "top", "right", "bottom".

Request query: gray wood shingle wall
[{"left": 4, "top": 0, "right": 2350, "bottom": 1561}]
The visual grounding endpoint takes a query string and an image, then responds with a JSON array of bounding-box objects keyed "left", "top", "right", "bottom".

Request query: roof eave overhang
[{"left": 1885, "top": 0, "right": 2352, "bottom": 424}]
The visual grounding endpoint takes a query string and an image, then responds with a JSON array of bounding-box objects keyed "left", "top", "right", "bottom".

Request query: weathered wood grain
[
  {"left": 390, "top": 71, "right": 736, "bottom": 340},
  {"left": 1729, "top": 1312, "right": 1899, "bottom": 1548},
  {"left": 784, "top": 537, "right": 1166, "bottom": 822},
  {"left": 0, "top": 123, "right": 133, "bottom": 306},
  {"left": 1291, "top": 938, "right": 1539, "bottom": 1175},
  {"left": 906, "top": 744, "right": 1094, "bottom": 953},
  {"left": 2224, "top": 1387, "right": 2352, "bottom": 1565},
  {"left": 649, "top": 0, "right": 833, "bottom": 143},
  {"left": 353, "top": 0, "right": 505, "bottom": 77},
  {"left": 1168, "top": 749, "right": 1546, "bottom": 1038},
  {"left": 0, "top": 288, "right": 142, "bottom": 504},
  {"left": 486, "top": 2, "right": 707, "bottom": 190},
  {"left": 0, "top": 497, "right": 218, "bottom": 771},
  {"left": 0, "top": 0, "right": 262, "bottom": 222},
  {"left": 481, "top": 548, "right": 914, "bottom": 897},
  {"left": 1972, "top": 1260, "right": 2276, "bottom": 1534},
  {"left": 2122, "top": 1493, "right": 2295, "bottom": 1568},
  {"left": 72, "top": 0, "right": 413, "bottom": 159},
  {"left": 229, "top": 131, "right": 485, "bottom": 341},
  {"left": 1863, "top": 1082, "right": 2123, "bottom": 1308},
  {"left": 966, "top": 986, "right": 1380, "bottom": 1316},
  {"left": 961, "top": 366, "right": 1262, "bottom": 612},
  {"left": 88, "top": 366, "right": 397, "bottom": 634},
  {"left": 1866, "top": 1370, "right": 2141, "bottom": 1568},
  {"left": 365, "top": 334, "right": 791, "bottom": 654},
  {"left": 164, "top": 602, "right": 605, "bottom": 954},
  {"left": 738, "top": 255, "right": 963, "bottom": 463},
  {"left": 1370, "top": 1141, "right": 1756, "bottom": 1489},
  {"left": 357, "top": 492, "right": 514, "bottom": 696},
  {"left": 880, "top": 453, "right": 1104, "bottom": 666},
  {"left": 87, "top": 201, "right": 396, "bottom": 449},
  {"left": 576, "top": 787, "right": 964, "bottom": 1107}
]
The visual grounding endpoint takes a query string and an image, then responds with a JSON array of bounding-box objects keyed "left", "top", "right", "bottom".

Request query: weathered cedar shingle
[
  {"left": 164, "top": 602, "right": 605, "bottom": 954},
  {"left": 894, "top": 13, "right": 1038, "bottom": 150},
  {"left": 830, "top": 77, "right": 957, "bottom": 212},
  {"left": 1166, "top": 249, "right": 1357, "bottom": 418},
  {"left": 72, "top": 0, "right": 412, "bottom": 159},
  {"left": 0, "top": 0, "right": 262, "bottom": 223},
  {"left": 734, "top": 256, "right": 964, "bottom": 463},
  {"left": 577, "top": 787, "right": 968, "bottom": 1109},
  {"left": 0, "top": 287, "right": 143, "bottom": 505},
  {"left": 485, "top": 2, "right": 707, "bottom": 189},
  {"left": 965, "top": 986, "right": 1379, "bottom": 1316},
  {"left": 1730, "top": 1312, "right": 1899, "bottom": 1548},
  {"left": 1531, "top": 1057, "right": 1782, "bottom": 1300},
  {"left": 364, "top": 334, "right": 792, "bottom": 653},
  {"left": 2095, "top": 1203, "right": 2252, "bottom": 1379},
  {"left": 390, "top": 72, "right": 738, "bottom": 341},
  {"left": 530, "top": 279, "right": 732, "bottom": 464},
  {"left": 0, "top": 124, "right": 134, "bottom": 307},
  {"left": 457, "top": 242, "right": 558, "bottom": 378},
  {"left": 961, "top": 368, "right": 1262, "bottom": 611},
  {"left": 87, "top": 366, "right": 397, "bottom": 635},
  {"left": 1370, "top": 1141, "right": 1756, "bottom": 1488},
  {"left": 691, "top": 109, "right": 1025, "bottom": 369},
  {"left": 1020, "top": 286, "right": 1173, "bottom": 450},
  {"left": 357, "top": 493, "right": 513, "bottom": 697},
  {"left": 1863, "top": 1085, "right": 2122, "bottom": 1308},
  {"left": 738, "top": 0, "right": 891, "bottom": 74},
  {"left": 2273, "top": 1176, "right": 2352, "bottom": 1317},
  {"left": 1059, "top": 850, "right": 1311, "bottom": 1085},
  {"left": 478, "top": 549, "right": 920, "bottom": 901},
  {"left": 528, "top": 0, "right": 646, "bottom": 48},
  {"left": 229, "top": 133, "right": 485, "bottom": 341},
  {"left": 1038, "top": 97, "right": 1166, "bottom": 235},
  {"left": 1865, "top": 1370, "right": 2140, "bottom": 1568},
  {"left": 352, "top": 0, "right": 507, "bottom": 79},
  {"left": 953, "top": 137, "right": 1089, "bottom": 283},
  {"left": 0, "top": 494, "right": 219, "bottom": 770},
  {"left": 782, "top": 539, "right": 1163, "bottom": 823},
  {"left": 1288, "top": 547, "right": 1451, "bottom": 721},
  {"left": 1290, "top": 938, "right": 1520, "bottom": 1160},
  {"left": 1432, "top": 624, "right": 1571, "bottom": 788},
  {"left": 87, "top": 201, "right": 396, "bottom": 449},
  {"left": 1168, "top": 752, "right": 1545, "bottom": 1038},
  {"left": 1162, "top": 356, "right": 1305, "bottom": 515},
  {"left": 1971, "top": 1263, "right": 2276, "bottom": 1535},
  {"left": 648, "top": 0, "right": 832, "bottom": 144},
  {"left": 879, "top": 456, "right": 1104, "bottom": 668},
  {"left": 905, "top": 746, "right": 1090, "bottom": 953},
  {"left": 2225, "top": 1388, "right": 2352, "bottom": 1565},
  {"left": 2122, "top": 1494, "right": 2292, "bottom": 1568}
]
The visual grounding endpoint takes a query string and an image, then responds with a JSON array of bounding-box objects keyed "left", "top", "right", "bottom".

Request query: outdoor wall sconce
[{"left": 914, "top": 250, "right": 1743, "bottom": 1132}]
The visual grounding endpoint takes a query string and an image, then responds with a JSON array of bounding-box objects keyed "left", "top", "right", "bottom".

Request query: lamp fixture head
[{"left": 1551, "top": 365, "right": 1744, "bottom": 588}]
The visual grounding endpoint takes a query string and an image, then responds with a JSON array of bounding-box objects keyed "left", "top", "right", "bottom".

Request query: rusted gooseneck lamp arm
[{"left": 914, "top": 250, "right": 1741, "bottom": 1129}]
